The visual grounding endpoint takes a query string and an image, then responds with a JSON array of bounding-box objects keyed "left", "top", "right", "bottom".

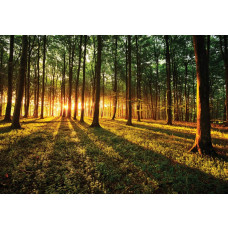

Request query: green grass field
[{"left": 0, "top": 117, "right": 227, "bottom": 193}]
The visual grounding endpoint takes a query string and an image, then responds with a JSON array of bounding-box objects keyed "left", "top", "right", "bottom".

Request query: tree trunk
[
  {"left": 4, "top": 35, "right": 14, "bottom": 122},
  {"left": 126, "top": 35, "right": 132, "bottom": 126},
  {"left": 136, "top": 35, "right": 142, "bottom": 122},
  {"left": 219, "top": 35, "right": 228, "bottom": 122},
  {"left": 11, "top": 36, "right": 28, "bottom": 129},
  {"left": 91, "top": 36, "right": 102, "bottom": 127},
  {"left": 112, "top": 36, "right": 118, "bottom": 120},
  {"left": 125, "top": 37, "right": 128, "bottom": 120},
  {"left": 165, "top": 35, "right": 172, "bottom": 125},
  {"left": 0, "top": 46, "right": 3, "bottom": 116},
  {"left": 80, "top": 35, "right": 87, "bottom": 122},
  {"left": 74, "top": 35, "right": 82, "bottom": 120},
  {"left": 189, "top": 35, "right": 215, "bottom": 155},
  {"left": 34, "top": 36, "right": 40, "bottom": 118},
  {"left": 62, "top": 52, "right": 66, "bottom": 117},
  {"left": 184, "top": 61, "right": 189, "bottom": 122},
  {"left": 40, "top": 35, "right": 46, "bottom": 119}
]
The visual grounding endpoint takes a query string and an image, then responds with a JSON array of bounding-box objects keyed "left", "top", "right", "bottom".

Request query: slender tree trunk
[
  {"left": 62, "top": 53, "right": 66, "bottom": 117},
  {"left": 136, "top": 35, "right": 142, "bottom": 122},
  {"left": 112, "top": 36, "right": 118, "bottom": 120},
  {"left": 91, "top": 36, "right": 102, "bottom": 127},
  {"left": 0, "top": 46, "right": 3, "bottom": 116},
  {"left": 34, "top": 36, "right": 40, "bottom": 118},
  {"left": 68, "top": 36, "right": 75, "bottom": 118},
  {"left": 80, "top": 35, "right": 87, "bottom": 122},
  {"left": 74, "top": 35, "right": 82, "bottom": 120},
  {"left": 165, "top": 35, "right": 172, "bottom": 125},
  {"left": 4, "top": 35, "right": 14, "bottom": 122},
  {"left": 184, "top": 61, "right": 189, "bottom": 122},
  {"left": 102, "top": 73, "right": 105, "bottom": 117},
  {"left": 125, "top": 37, "right": 128, "bottom": 120},
  {"left": 189, "top": 35, "right": 215, "bottom": 155},
  {"left": 11, "top": 36, "right": 28, "bottom": 129},
  {"left": 126, "top": 35, "right": 132, "bottom": 126},
  {"left": 40, "top": 35, "right": 46, "bottom": 119},
  {"left": 52, "top": 67, "right": 55, "bottom": 116},
  {"left": 219, "top": 35, "right": 228, "bottom": 122}
]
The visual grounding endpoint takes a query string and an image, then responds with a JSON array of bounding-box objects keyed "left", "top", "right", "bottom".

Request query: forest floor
[{"left": 0, "top": 117, "right": 227, "bottom": 194}]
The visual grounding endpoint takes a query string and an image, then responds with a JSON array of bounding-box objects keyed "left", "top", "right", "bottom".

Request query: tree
[
  {"left": 165, "top": 35, "right": 172, "bottom": 125},
  {"left": 67, "top": 36, "right": 76, "bottom": 118},
  {"left": 4, "top": 35, "right": 14, "bottom": 122},
  {"left": 74, "top": 35, "right": 82, "bottom": 120},
  {"left": 24, "top": 36, "right": 35, "bottom": 117},
  {"left": 91, "top": 36, "right": 102, "bottom": 127},
  {"left": 11, "top": 36, "right": 28, "bottom": 129},
  {"left": 62, "top": 52, "right": 66, "bottom": 117},
  {"left": 126, "top": 35, "right": 132, "bottom": 126},
  {"left": 0, "top": 45, "right": 3, "bottom": 116},
  {"left": 189, "top": 35, "right": 215, "bottom": 155},
  {"left": 34, "top": 36, "right": 40, "bottom": 118},
  {"left": 136, "top": 35, "right": 142, "bottom": 121},
  {"left": 219, "top": 35, "right": 228, "bottom": 123},
  {"left": 80, "top": 35, "right": 87, "bottom": 123},
  {"left": 40, "top": 35, "right": 46, "bottom": 119},
  {"left": 112, "top": 36, "right": 118, "bottom": 120}
]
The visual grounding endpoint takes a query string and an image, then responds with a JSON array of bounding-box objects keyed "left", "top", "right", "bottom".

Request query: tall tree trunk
[
  {"left": 126, "top": 35, "right": 132, "bottom": 126},
  {"left": 184, "top": 61, "right": 189, "bottom": 122},
  {"left": 80, "top": 35, "right": 87, "bottom": 122},
  {"left": 62, "top": 53, "right": 66, "bottom": 117},
  {"left": 0, "top": 46, "right": 3, "bottom": 116},
  {"left": 102, "top": 73, "right": 105, "bottom": 117},
  {"left": 4, "top": 35, "right": 14, "bottom": 122},
  {"left": 189, "top": 35, "right": 215, "bottom": 155},
  {"left": 68, "top": 36, "right": 75, "bottom": 118},
  {"left": 219, "top": 35, "right": 228, "bottom": 122},
  {"left": 125, "top": 37, "right": 128, "bottom": 120},
  {"left": 52, "top": 67, "right": 55, "bottom": 116},
  {"left": 11, "top": 36, "right": 28, "bottom": 129},
  {"left": 40, "top": 35, "right": 46, "bottom": 119},
  {"left": 165, "top": 35, "right": 172, "bottom": 125},
  {"left": 112, "top": 36, "right": 118, "bottom": 120},
  {"left": 34, "top": 36, "right": 40, "bottom": 118},
  {"left": 91, "top": 36, "right": 102, "bottom": 127},
  {"left": 74, "top": 35, "right": 82, "bottom": 120},
  {"left": 136, "top": 35, "right": 142, "bottom": 122}
]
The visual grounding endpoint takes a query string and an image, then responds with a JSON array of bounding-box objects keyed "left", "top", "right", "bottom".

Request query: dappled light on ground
[{"left": 0, "top": 117, "right": 227, "bottom": 193}]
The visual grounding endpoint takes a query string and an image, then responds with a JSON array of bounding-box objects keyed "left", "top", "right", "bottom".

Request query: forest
[{"left": 0, "top": 35, "right": 227, "bottom": 194}]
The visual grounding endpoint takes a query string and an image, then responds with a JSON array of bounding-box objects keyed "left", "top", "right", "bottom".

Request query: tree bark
[
  {"left": 80, "top": 35, "right": 87, "bottom": 123},
  {"left": 11, "top": 36, "right": 28, "bottom": 129},
  {"left": 136, "top": 35, "right": 142, "bottom": 122},
  {"left": 4, "top": 35, "right": 14, "bottom": 122},
  {"left": 112, "top": 36, "right": 118, "bottom": 120},
  {"left": 165, "top": 35, "right": 172, "bottom": 125},
  {"left": 34, "top": 36, "right": 40, "bottom": 118},
  {"left": 91, "top": 35, "right": 102, "bottom": 127},
  {"left": 0, "top": 46, "right": 3, "bottom": 116},
  {"left": 62, "top": 52, "right": 66, "bottom": 117},
  {"left": 126, "top": 35, "right": 132, "bottom": 126},
  {"left": 74, "top": 35, "right": 82, "bottom": 120},
  {"left": 219, "top": 35, "right": 228, "bottom": 122},
  {"left": 189, "top": 35, "right": 215, "bottom": 155},
  {"left": 40, "top": 35, "right": 46, "bottom": 119}
]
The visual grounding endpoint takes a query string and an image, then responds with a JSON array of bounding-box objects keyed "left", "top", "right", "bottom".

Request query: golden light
[
  {"left": 64, "top": 105, "right": 68, "bottom": 110},
  {"left": 78, "top": 102, "right": 82, "bottom": 109}
]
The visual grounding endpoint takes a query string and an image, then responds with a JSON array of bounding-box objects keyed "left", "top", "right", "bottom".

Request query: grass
[{"left": 0, "top": 117, "right": 227, "bottom": 193}]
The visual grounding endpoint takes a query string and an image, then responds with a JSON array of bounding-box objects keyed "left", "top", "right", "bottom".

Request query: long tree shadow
[
  {"left": 111, "top": 119, "right": 228, "bottom": 149},
  {"left": 70, "top": 120, "right": 159, "bottom": 193},
  {"left": 77, "top": 121, "right": 228, "bottom": 194}
]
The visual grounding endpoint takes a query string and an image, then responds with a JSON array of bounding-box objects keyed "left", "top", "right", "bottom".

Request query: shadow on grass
[
  {"left": 112, "top": 119, "right": 228, "bottom": 149},
  {"left": 75, "top": 120, "right": 228, "bottom": 194}
]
